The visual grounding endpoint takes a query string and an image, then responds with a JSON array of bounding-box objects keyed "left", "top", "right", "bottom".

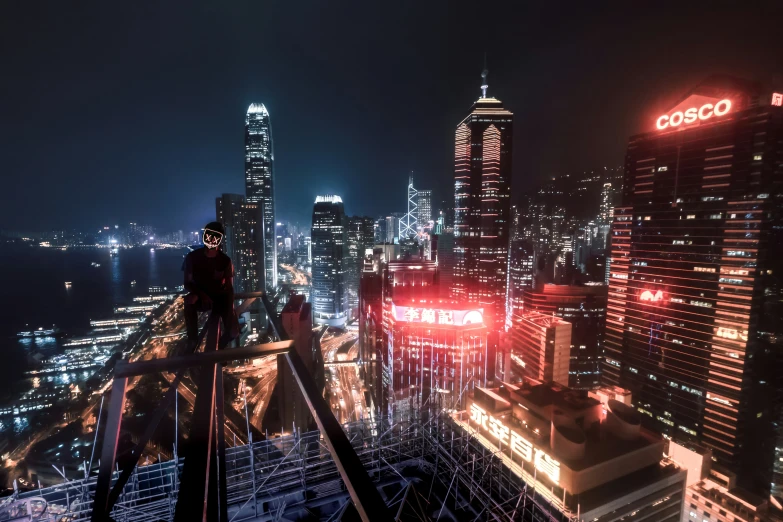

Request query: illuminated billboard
[
  {"left": 639, "top": 289, "right": 664, "bottom": 303},
  {"left": 469, "top": 402, "right": 561, "bottom": 483},
  {"left": 656, "top": 96, "right": 732, "bottom": 130},
  {"left": 390, "top": 304, "right": 484, "bottom": 326}
]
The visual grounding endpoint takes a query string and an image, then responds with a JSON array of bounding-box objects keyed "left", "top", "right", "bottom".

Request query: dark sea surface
[{"left": 0, "top": 245, "right": 188, "bottom": 398}]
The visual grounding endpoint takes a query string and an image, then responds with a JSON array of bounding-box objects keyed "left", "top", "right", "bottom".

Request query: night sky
[{"left": 2, "top": 1, "right": 781, "bottom": 232}]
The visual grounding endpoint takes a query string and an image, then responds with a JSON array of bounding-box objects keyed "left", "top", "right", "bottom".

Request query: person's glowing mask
[{"left": 203, "top": 228, "right": 224, "bottom": 249}]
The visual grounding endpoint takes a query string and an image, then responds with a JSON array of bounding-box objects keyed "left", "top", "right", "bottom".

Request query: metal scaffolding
[
  {"left": 0, "top": 292, "right": 580, "bottom": 521},
  {"left": 1, "top": 411, "right": 579, "bottom": 522}
]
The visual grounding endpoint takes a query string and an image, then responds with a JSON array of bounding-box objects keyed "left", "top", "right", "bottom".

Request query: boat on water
[
  {"left": 131, "top": 280, "right": 137, "bottom": 286},
  {"left": 91, "top": 261, "right": 101, "bottom": 267},
  {"left": 17, "top": 325, "right": 61, "bottom": 338}
]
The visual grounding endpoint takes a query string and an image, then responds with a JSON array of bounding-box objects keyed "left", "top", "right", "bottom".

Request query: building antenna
[{"left": 481, "top": 52, "right": 489, "bottom": 98}]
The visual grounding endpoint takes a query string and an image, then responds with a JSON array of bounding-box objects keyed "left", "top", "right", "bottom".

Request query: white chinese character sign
[
  {"left": 393, "top": 305, "right": 474, "bottom": 326},
  {"left": 403, "top": 307, "right": 420, "bottom": 322},
  {"left": 421, "top": 308, "right": 436, "bottom": 324},
  {"left": 488, "top": 415, "right": 510, "bottom": 445},
  {"left": 772, "top": 93, "right": 783, "bottom": 107},
  {"left": 437, "top": 310, "right": 454, "bottom": 325},
  {"left": 470, "top": 403, "right": 489, "bottom": 430},
  {"left": 467, "top": 401, "right": 561, "bottom": 485}
]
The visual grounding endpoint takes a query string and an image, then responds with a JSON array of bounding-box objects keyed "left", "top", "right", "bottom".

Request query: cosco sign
[{"left": 656, "top": 99, "right": 731, "bottom": 130}]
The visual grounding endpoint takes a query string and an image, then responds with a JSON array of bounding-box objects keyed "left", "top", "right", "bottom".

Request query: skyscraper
[
  {"left": 276, "top": 294, "right": 317, "bottom": 432},
  {"left": 244, "top": 103, "right": 277, "bottom": 292},
  {"left": 507, "top": 239, "right": 535, "bottom": 318},
  {"left": 399, "top": 176, "right": 418, "bottom": 239},
  {"left": 417, "top": 189, "right": 432, "bottom": 228},
  {"left": 311, "top": 195, "right": 348, "bottom": 326},
  {"left": 215, "top": 193, "right": 261, "bottom": 294},
  {"left": 433, "top": 231, "right": 455, "bottom": 299},
  {"left": 345, "top": 216, "right": 375, "bottom": 314},
  {"left": 453, "top": 69, "right": 513, "bottom": 334},
  {"left": 508, "top": 311, "right": 571, "bottom": 386},
  {"left": 602, "top": 76, "right": 783, "bottom": 495},
  {"left": 385, "top": 213, "right": 403, "bottom": 243},
  {"left": 523, "top": 282, "right": 607, "bottom": 390}
]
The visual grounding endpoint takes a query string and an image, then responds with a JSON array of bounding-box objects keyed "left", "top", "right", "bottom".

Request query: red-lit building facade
[
  {"left": 383, "top": 300, "right": 488, "bottom": 413},
  {"left": 602, "top": 76, "right": 783, "bottom": 495},
  {"left": 359, "top": 258, "right": 489, "bottom": 415},
  {"left": 452, "top": 82, "right": 513, "bottom": 335}
]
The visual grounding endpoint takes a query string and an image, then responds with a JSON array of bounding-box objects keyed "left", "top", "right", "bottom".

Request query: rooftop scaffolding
[
  {"left": 0, "top": 292, "right": 574, "bottom": 521},
  {"left": 1, "top": 413, "right": 575, "bottom": 521}
]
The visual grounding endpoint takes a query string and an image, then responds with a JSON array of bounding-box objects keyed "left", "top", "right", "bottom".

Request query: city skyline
[
  {"left": 3, "top": 3, "right": 783, "bottom": 521},
  {"left": 3, "top": 2, "right": 782, "bottom": 232}
]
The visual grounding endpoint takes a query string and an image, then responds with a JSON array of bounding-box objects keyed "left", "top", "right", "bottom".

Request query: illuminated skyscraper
[
  {"left": 507, "top": 239, "right": 535, "bottom": 318},
  {"left": 602, "top": 76, "right": 783, "bottom": 495},
  {"left": 244, "top": 103, "right": 277, "bottom": 292},
  {"left": 399, "top": 176, "right": 418, "bottom": 239},
  {"left": 345, "top": 216, "right": 375, "bottom": 313},
  {"left": 453, "top": 68, "right": 513, "bottom": 334},
  {"left": 215, "top": 193, "right": 261, "bottom": 294},
  {"left": 417, "top": 189, "right": 432, "bottom": 228},
  {"left": 311, "top": 195, "right": 348, "bottom": 326}
]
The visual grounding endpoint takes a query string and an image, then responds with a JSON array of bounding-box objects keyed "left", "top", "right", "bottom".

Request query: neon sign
[
  {"left": 639, "top": 290, "right": 664, "bottom": 303},
  {"left": 715, "top": 327, "right": 748, "bottom": 341},
  {"left": 469, "top": 403, "right": 561, "bottom": 483},
  {"left": 392, "top": 305, "right": 483, "bottom": 326},
  {"left": 773, "top": 93, "right": 782, "bottom": 107},
  {"left": 656, "top": 99, "right": 731, "bottom": 130}
]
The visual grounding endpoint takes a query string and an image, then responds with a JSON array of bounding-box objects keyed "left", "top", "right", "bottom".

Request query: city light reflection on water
[
  {"left": 17, "top": 336, "right": 59, "bottom": 351},
  {"left": 14, "top": 416, "right": 29, "bottom": 434}
]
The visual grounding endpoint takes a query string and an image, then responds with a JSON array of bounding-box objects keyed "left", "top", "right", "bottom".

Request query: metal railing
[{"left": 86, "top": 292, "right": 394, "bottom": 522}]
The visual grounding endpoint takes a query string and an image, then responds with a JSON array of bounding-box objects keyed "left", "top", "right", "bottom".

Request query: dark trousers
[{"left": 184, "top": 294, "right": 239, "bottom": 348}]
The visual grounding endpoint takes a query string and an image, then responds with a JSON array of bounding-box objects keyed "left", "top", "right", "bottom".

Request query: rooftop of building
[
  {"left": 386, "top": 259, "right": 436, "bottom": 270},
  {"left": 515, "top": 311, "right": 571, "bottom": 328},
  {"left": 473, "top": 381, "right": 664, "bottom": 473},
  {"left": 691, "top": 478, "right": 769, "bottom": 519},
  {"left": 669, "top": 74, "right": 763, "bottom": 111},
  {"left": 576, "top": 460, "right": 684, "bottom": 517},
  {"left": 246, "top": 102, "right": 269, "bottom": 115},
  {"left": 314, "top": 195, "right": 343, "bottom": 204},
  {"left": 529, "top": 282, "right": 608, "bottom": 296},
  {"left": 496, "top": 381, "right": 600, "bottom": 419},
  {"left": 282, "top": 293, "right": 310, "bottom": 319}
]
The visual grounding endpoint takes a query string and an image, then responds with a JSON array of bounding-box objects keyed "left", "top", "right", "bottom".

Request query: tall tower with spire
[
  {"left": 399, "top": 174, "right": 418, "bottom": 239},
  {"left": 453, "top": 65, "right": 514, "bottom": 337},
  {"left": 245, "top": 103, "right": 277, "bottom": 292}
]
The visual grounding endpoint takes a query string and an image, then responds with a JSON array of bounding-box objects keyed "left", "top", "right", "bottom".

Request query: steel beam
[
  {"left": 214, "top": 364, "right": 228, "bottom": 521},
  {"left": 174, "top": 316, "right": 220, "bottom": 522},
  {"left": 114, "top": 340, "right": 293, "bottom": 378},
  {"left": 285, "top": 349, "right": 395, "bottom": 522},
  {"left": 90, "top": 376, "right": 128, "bottom": 522},
  {"left": 234, "top": 297, "right": 257, "bottom": 317}
]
